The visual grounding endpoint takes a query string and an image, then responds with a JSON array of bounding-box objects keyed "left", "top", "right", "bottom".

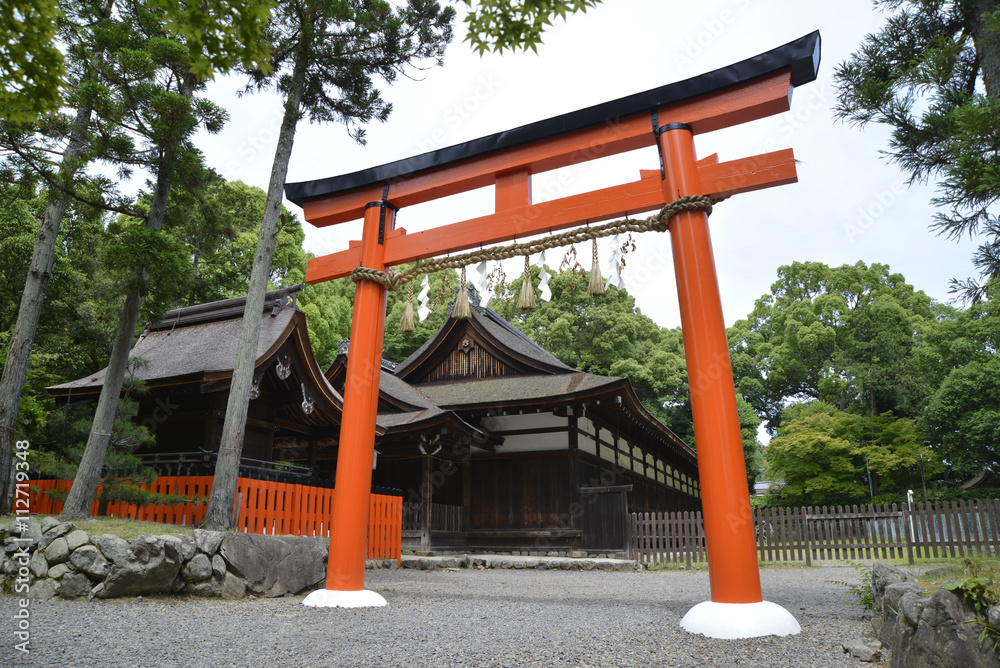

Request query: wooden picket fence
[
  {"left": 27, "top": 476, "right": 402, "bottom": 562},
  {"left": 631, "top": 500, "right": 1000, "bottom": 567}
]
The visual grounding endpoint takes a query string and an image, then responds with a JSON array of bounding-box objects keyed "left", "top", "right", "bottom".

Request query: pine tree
[
  {"left": 201, "top": 0, "right": 455, "bottom": 529},
  {"left": 835, "top": 0, "right": 1000, "bottom": 301},
  {"left": 60, "top": 3, "right": 227, "bottom": 519}
]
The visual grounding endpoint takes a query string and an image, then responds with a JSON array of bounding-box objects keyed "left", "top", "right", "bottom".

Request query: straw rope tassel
[
  {"left": 452, "top": 267, "right": 471, "bottom": 319},
  {"left": 517, "top": 255, "right": 536, "bottom": 310},
  {"left": 588, "top": 238, "right": 605, "bottom": 296},
  {"left": 399, "top": 281, "right": 416, "bottom": 332}
]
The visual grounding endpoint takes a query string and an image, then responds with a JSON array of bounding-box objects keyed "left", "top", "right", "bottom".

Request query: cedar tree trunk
[{"left": 199, "top": 42, "right": 307, "bottom": 530}]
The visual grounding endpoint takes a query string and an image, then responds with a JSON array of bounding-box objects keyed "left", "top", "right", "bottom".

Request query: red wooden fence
[{"left": 27, "top": 477, "right": 402, "bottom": 563}]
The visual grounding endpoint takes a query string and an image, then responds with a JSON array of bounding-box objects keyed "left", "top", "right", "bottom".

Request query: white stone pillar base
[
  {"left": 302, "top": 589, "right": 387, "bottom": 608},
  {"left": 680, "top": 601, "right": 800, "bottom": 639}
]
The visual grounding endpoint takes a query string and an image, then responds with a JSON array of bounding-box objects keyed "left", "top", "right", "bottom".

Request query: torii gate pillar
[
  {"left": 303, "top": 201, "right": 394, "bottom": 609},
  {"left": 289, "top": 32, "right": 820, "bottom": 638},
  {"left": 660, "top": 125, "right": 798, "bottom": 636}
]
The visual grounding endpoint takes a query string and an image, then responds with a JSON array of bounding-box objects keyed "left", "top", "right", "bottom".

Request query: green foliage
[
  {"left": 827, "top": 561, "right": 875, "bottom": 611},
  {"left": 919, "top": 282, "right": 1000, "bottom": 478},
  {"left": 736, "top": 392, "right": 763, "bottom": 493},
  {"left": 245, "top": 0, "right": 456, "bottom": 145},
  {"left": 835, "top": 1, "right": 1000, "bottom": 301},
  {"left": 0, "top": 0, "right": 65, "bottom": 122},
  {"left": 942, "top": 557, "right": 1000, "bottom": 614},
  {"left": 0, "top": 0, "right": 273, "bottom": 124},
  {"left": 147, "top": 0, "right": 275, "bottom": 80},
  {"left": 383, "top": 268, "right": 459, "bottom": 362},
  {"left": 162, "top": 177, "right": 309, "bottom": 306},
  {"left": 763, "top": 401, "right": 939, "bottom": 506},
  {"left": 729, "top": 260, "right": 933, "bottom": 433},
  {"left": 460, "top": 0, "right": 600, "bottom": 54}
]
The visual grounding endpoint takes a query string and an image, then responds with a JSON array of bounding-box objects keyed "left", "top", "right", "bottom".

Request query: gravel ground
[{"left": 1, "top": 563, "right": 874, "bottom": 667}]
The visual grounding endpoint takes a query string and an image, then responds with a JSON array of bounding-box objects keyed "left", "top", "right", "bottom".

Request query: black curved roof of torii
[{"left": 284, "top": 31, "right": 821, "bottom": 206}]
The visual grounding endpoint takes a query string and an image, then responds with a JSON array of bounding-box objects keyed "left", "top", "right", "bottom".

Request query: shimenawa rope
[{"left": 349, "top": 195, "right": 715, "bottom": 291}]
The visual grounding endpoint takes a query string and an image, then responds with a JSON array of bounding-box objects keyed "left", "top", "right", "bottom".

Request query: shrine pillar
[
  {"left": 303, "top": 200, "right": 395, "bottom": 608},
  {"left": 658, "top": 123, "right": 799, "bottom": 637}
]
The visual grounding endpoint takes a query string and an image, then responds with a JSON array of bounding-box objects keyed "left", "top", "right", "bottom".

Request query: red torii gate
[{"left": 286, "top": 32, "right": 820, "bottom": 638}]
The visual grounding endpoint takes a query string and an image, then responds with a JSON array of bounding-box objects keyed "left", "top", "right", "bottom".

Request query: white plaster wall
[
  {"left": 497, "top": 430, "right": 567, "bottom": 453},
  {"left": 489, "top": 412, "right": 569, "bottom": 453},
  {"left": 486, "top": 412, "right": 567, "bottom": 432}
]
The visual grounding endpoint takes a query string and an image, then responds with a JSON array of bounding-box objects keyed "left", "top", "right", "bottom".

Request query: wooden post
[
  {"left": 658, "top": 123, "right": 762, "bottom": 605},
  {"left": 421, "top": 453, "right": 433, "bottom": 552}
]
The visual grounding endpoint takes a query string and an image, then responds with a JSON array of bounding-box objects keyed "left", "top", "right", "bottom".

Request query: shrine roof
[
  {"left": 393, "top": 290, "right": 574, "bottom": 379},
  {"left": 415, "top": 372, "right": 623, "bottom": 409},
  {"left": 284, "top": 31, "right": 820, "bottom": 206},
  {"left": 47, "top": 285, "right": 330, "bottom": 398}
]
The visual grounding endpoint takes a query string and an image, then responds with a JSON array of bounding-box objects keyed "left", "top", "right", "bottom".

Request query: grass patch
[
  {"left": 1, "top": 513, "right": 199, "bottom": 540},
  {"left": 645, "top": 561, "right": 709, "bottom": 572}
]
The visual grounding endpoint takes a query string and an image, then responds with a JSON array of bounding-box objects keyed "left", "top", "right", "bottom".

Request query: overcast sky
[{"left": 197, "top": 0, "right": 979, "bottom": 330}]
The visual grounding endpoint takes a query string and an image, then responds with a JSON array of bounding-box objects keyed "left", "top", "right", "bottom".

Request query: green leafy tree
[
  {"left": 202, "top": 0, "right": 456, "bottom": 529},
  {"left": 764, "top": 401, "right": 935, "bottom": 506},
  {"left": 0, "top": 0, "right": 120, "bottom": 513},
  {"left": 0, "top": 0, "right": 273, "bottom": 123},
  {"left": 729, "top": 261, "right": 934, "bottom": 432},
  {"left": 765, "top": 402, "right": 865, "bottom": 505},
  {"left": 0, "top": 0, "right": 65, "bottom": 122},
  {"left": 0, "top": 0, "right": 277, "bottom": 512},
  {"left": 459, "top": 0, "right": 601, "bottom": 54},
  {"left": 61, "top": 1, "right": 230, "bottom": 519},
  {"left": 161, "top": 176, "right": 307, "bottom": 305},
  {"left": 382, "top": 267, "right": 460, "bottom": 362},
  {"left": 835, "top": 0, "right": 1000, "bottom": 301},
  {"left": 919, "top": 281, "right": 1000, "bottom": 478},
  {"left": 736, "top": 392, "right": 764, "bottom": 494}
]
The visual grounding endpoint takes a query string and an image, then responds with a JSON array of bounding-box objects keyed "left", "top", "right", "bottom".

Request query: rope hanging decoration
[
  {"left": 517, "top": 255, "right": 536, "bottom": 310},
  {"left": 453, "top": 266, "right": 472, "bottom": 318},
  {"left": 399, "top": 281, "right": 416, "bottom": 333},
  {"left": 347, "top": 195, "right": 716, "bottom": 326},
  {"left": 588, "top": 238, "right": 605, "bottom": 296}
]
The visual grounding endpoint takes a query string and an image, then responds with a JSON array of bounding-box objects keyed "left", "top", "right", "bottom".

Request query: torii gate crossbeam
[{"left": 286, "top": 31, "right": 820, "bottom": 638}]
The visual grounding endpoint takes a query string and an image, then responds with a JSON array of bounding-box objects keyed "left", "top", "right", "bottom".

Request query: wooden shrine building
[
  {"left": 46, "top": 285, "right": 362, "bottom": 479},
  {"left": 48, "top": 285, "right": 700, "bottom": 554},
  {"left": 327, "top": 286, "right": 701, "bottom": 554}
]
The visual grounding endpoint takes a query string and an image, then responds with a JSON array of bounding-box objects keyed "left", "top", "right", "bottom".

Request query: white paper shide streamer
[
  {"left": 604, "top": 235, "right": 626, "bottom": 291},
  {"left": 536, "top": 251, "right": 551, "bottom": 302},
  {"left": 473, "top": 260, "right": 491, "bottom": 308},
  {"left": 417, "top": 275, "right": 431, "bottom": 321}
]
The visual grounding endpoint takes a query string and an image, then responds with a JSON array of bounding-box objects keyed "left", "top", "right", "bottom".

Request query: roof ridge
[{"left": 149, "top": 284, "right": 305, "bottom": 331}]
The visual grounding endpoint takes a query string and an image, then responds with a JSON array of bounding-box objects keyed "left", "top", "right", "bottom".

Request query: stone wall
[
  {"left": 1, "top": 516, "right": 333, "bottom": 601},
  {"left": 871, "top": 562, "right": 1000, "bottom": 668}
]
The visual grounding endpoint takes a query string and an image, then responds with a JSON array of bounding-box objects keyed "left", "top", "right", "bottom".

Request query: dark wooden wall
[
  {"left": 468, "top": 451, "right": 572, "bottom": 530},
  {"left": 576, "top": 454, "right": 701, "bottom": 515}
]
